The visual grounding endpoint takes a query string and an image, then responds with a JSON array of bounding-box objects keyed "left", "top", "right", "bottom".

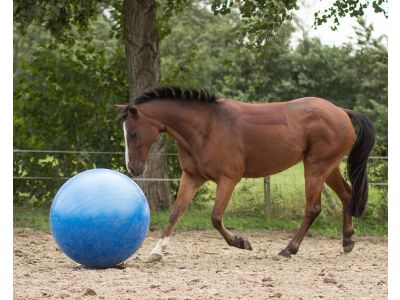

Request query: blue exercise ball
[{"left": 50, "top": 168, "right": 150, "bottom": 268}]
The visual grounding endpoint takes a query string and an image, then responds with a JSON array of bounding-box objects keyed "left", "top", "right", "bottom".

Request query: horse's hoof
[
  {"left": 343, "top": 240, "right": 355, "bottom": 253},
  {"left": 232, "top": 236, "right": 253, "bottom": 250},
  {"left": 113, "top": 262, "right": 128, "bottom": 269},
  {"left": 144, "top": 253, "right": 162, "bottom": 263},
  {"left": 278, "top": 248, "right": 291, "bottom": 258},
  {"left": 278, "top": 246, "right": 298, "bottom": 258}
]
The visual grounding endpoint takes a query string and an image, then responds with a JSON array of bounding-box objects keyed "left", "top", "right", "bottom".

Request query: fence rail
[
  {"left": 13, "top": 149, "right": 388, "bottom": 159},
  {"left": 12, "top": 176, "right": 388, "bottom": 186},
  {"left": 13, "top": 176, "right": 181, "bottom": 182},
  {"left": 13, "top": 149, "right": 387, "bottom": 159},
  {"left": 13, "top": 149, "right": 179, "bottom": 156}
]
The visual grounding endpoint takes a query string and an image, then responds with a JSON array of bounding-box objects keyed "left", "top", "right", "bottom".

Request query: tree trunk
[{"left": 122, "top": 0, "right": 172, "bottom": 210}]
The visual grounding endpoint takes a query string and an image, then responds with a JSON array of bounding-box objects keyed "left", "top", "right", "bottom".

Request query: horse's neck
[{"left": 141, "top": 101, "right": 216, "bottom": 150}]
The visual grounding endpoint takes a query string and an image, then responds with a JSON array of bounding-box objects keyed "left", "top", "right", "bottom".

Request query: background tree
[{"left": 121, "top": 0, "right": 172, "bottom": 209}]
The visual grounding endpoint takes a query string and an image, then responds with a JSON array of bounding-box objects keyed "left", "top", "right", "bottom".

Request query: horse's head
[{"left": 116, "top": 104, "right": 160, "bottom": 176}]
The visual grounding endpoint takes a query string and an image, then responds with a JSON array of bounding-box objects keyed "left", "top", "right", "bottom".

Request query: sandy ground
[{"left": 14, "top": 228, "right": 387, "bottom": 300}]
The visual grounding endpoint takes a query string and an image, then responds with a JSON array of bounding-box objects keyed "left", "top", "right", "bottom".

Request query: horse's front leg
[
  {"left": 211, "top": 177, "right": 253, "bottom": 250},
  {"left": 145, "top": 171, "right": 204, "bottom": 262}
]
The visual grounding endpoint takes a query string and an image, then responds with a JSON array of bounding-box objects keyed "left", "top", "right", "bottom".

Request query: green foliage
[
  {"left": 364, "top": 145, "right": 387, "bottom": 220},
  {"left": 314, "top": 0, "right": 388, "bottom": 30},
  {"left": 160, "top": 3, "right": 295, "bottom": 99},
  {"left": 13, "top": 0, "right": 193, "bottom": 44},
  {"left": 356, "top": 100, "right": 387, "bottom": 145},
  {"left": 14, "top": 19, "right": 128, "bottom": 206},
  {"left": 156, "top": 0, "right": 191, "bottom": 40},
  {"left": 14, "top": 0, "right": 388, "bottom": 45},
  {"left": 14, "top": 0, "right": 102, "bottom": 44},
  {"left": 210, "top": 0, "right": 298, "bottom": 45}
]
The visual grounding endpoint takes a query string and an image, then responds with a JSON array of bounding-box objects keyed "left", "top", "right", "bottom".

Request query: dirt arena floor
[{"left": 14, "top": 228, "right": 387, "bottom": 300}]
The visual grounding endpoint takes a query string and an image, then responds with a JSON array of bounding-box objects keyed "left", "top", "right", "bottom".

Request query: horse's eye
[{"left": 128, "top": 132, "right": 137, "bottom": 139}]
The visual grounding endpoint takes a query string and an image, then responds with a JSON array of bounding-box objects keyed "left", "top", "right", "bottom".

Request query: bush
[{"left": 14, "top": 23, "right": 128, "bottom": 207}]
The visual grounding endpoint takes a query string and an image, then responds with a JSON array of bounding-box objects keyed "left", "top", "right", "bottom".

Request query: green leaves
[
  {"left": 211, "top": 0, "right": 234, "bottom": 15},
  {"left": 14, "top": 0, "right": 102, "bottom": 43},
  {"left": 210, "top": 0, "right": 298, "bottom": 45},
  {"left": 14, "top": 20, "right": 128, "bottom": 206},
  {"left": 314, "top": 0, "right": 388, "bottom": 30},
  {"left": 156, "top": 0, "right": 191, "bottom": 41}
]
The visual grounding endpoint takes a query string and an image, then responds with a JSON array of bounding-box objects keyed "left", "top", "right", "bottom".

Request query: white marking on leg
[
  {"left": 150, "top": 237, "right": 170, "bottom": 256},
  {"left": 123, "top": 121, "right": 129, "bottom": 171}
]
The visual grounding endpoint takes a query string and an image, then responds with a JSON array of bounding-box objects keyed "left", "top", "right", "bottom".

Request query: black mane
[
  {"left": 118, "top": 86, "right": 217, "bottom": 121},
  {"left": 133, "top": 86, "right": 217, "bottom": 104}
]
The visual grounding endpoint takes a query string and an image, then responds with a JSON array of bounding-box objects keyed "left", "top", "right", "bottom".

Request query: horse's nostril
[{"left": 128, "top": 163, "right": 145, "bottom": 176}]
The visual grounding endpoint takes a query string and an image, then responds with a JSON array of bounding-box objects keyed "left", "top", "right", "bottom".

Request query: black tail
[{"left": 345, "top": 110, "right": 376, "bottom": 217}]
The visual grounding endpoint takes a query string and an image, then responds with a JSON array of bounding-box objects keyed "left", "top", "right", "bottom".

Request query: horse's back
[
  {"left": 284, "top": 97, "right": 350, "bottom": 122},
  {"left": 221, "top": 97, "right": 353, "bottom": 135}
]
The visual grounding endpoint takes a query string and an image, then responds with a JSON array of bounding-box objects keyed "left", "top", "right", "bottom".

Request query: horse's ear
[
  {"left": 128, "top": 106, "right": 138, "bottom": 118},
  {"left": 114, "top": 104, "right": 127, "bottom": 111}
]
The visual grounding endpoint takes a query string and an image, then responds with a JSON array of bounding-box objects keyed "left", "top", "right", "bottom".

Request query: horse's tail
[{"left": 344, "top": 109, "right": 376, "bottom": 217}]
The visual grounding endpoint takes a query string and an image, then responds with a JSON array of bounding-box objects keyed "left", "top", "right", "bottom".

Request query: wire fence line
[
  {"left": 13, "top": 149, "right": 179, "bottom": 156},
  {"left": 12, "top": 176, "right": 388, "bottom": 186},
  {"left": 13, "top": 149, "right": 388, "bottom": 186},
  {"left": 12, "top": 179, "right": 388, "bottom": 187},
  {"left": 13, "top": 176, "right": 181, "bottom": 182},
  {"left": 13, "top": 149, "right": 387, "bottom": 159}
]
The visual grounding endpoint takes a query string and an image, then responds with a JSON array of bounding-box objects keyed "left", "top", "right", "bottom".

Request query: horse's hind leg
[
  {"left": 325, "top": 167, "right": 355, "bottom": 252},
  {"left": 278, "top": 158, "right": 331, "bottom": 257},
  {"left": 211, "top": 177, "right": 252, "bottom": 250}
]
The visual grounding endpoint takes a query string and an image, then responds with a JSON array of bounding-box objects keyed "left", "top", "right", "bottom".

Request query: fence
[{"left": 13, "top": 149, "right": 388, "bottom": 218}]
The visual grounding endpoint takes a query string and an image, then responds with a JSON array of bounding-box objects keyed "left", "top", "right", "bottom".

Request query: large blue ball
[{"left": 50, "top": 169, "right": 150, "bottom": 268}]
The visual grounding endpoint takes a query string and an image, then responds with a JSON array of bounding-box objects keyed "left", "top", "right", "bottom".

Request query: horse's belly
[
  {"left": 241, "top": 126, "right": 305, "bottom": 178},
  {"left": 243, "top": 151, "right": 303, "bottom": 177}
]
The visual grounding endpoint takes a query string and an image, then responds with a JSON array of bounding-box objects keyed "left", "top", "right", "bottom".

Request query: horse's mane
[
  {"left": 133, "top": 86, "right": 217, "bottom": 105},
  {"left": 118, "top": 86, "right": 217, "bottom": 121},
  {"left": 118, "top": 86, "right": 217, "bottom": 120}
]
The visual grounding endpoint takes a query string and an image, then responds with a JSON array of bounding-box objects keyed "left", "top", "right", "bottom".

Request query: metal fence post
[{"left": 264, "top": 176, "right": 271, "bottom": 218}]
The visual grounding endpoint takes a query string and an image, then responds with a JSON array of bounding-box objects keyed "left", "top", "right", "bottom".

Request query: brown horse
[{"left": 116, "top": 86, "right": 376, "bottom": 262}]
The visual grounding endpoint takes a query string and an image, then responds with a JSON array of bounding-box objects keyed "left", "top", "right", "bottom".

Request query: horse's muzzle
[{"left": 128, "top": 162, "right": 145, "bottom": 177}]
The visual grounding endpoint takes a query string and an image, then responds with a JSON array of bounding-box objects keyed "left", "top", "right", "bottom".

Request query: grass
[
  {"left": 192, "top": 162, "right": 386, "bottom": 221},
  {"left": 14, "top": 206, "right": 387, "bottom": 236},
  {"left": 14, "top": 206, "right": 51, "bottom": 232}
]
